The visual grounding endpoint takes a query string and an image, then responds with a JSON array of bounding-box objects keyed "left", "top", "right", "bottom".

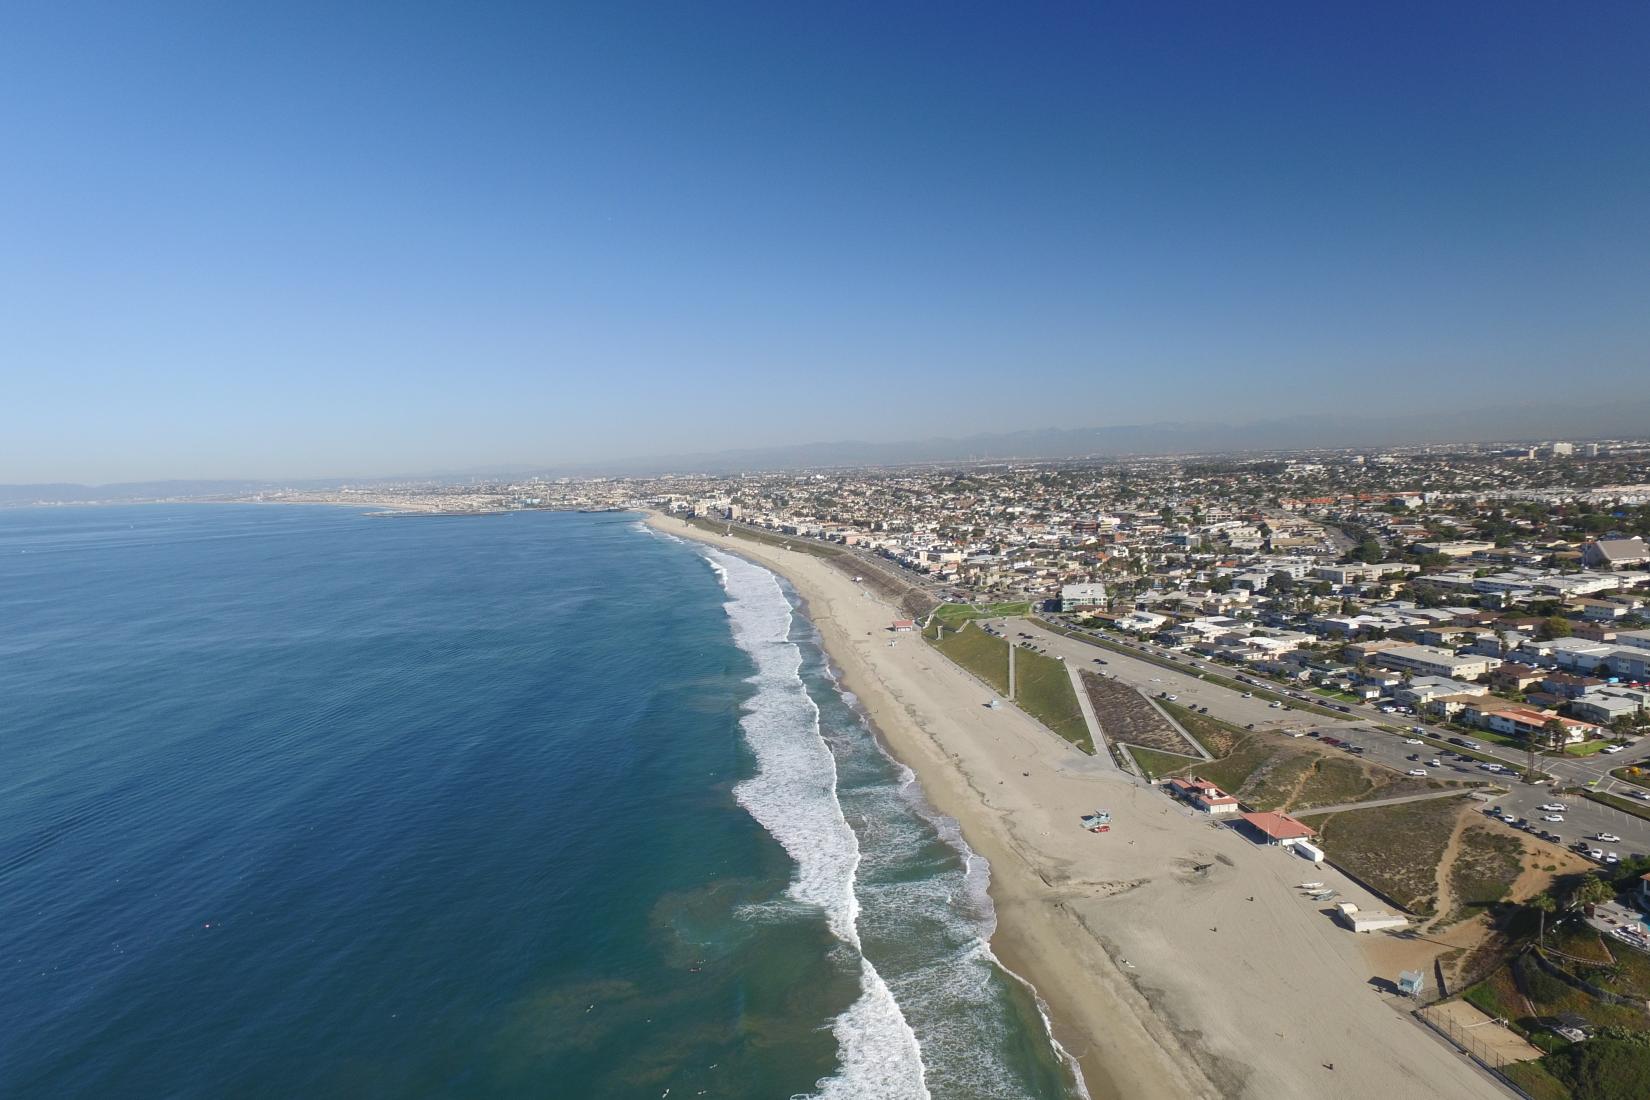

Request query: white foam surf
[{"left": 702, "top": 548, "right": 930, "bottom": 1100}]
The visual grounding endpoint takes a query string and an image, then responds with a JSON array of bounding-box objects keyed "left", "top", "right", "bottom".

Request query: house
[
  {"left": 891, "top": 619, "right": 916, "bottom": 632},
  {"left": 1569, "top": 692, "right": 1641, "bottom": 727},
  {"left": 1583, "top": 538, "right": 1650, "bottom": 570},
  {"left": 1395, "top": 676, "right": 1487, "bottom": 708},
  {"left": 1236, "top": 811, "right": 1317, "bottom": 847},
  {"left": 1461, "top": 701, "right": 1598, "bottom": 744},
  {"left": 1614, "top": 628, "right": 1650, "bottom": 653},
  {"left": 1490, "top": 663, "right": 1545, "bottom": 692},
  {"left": 1117, "top": 610, "right": 1169, "bottom": 633},
  {"left": 1540, "top": 672, "right": 1603, "bottom": 701},
  {"left": 1425, "top": 692, "right": 1492, "bottom": 719},
  {"left": 1576, "top": 598, "right": 1630, "bottom": 622},
  {"left": 1606, "top": 647, "right": 1650, "bottom": 681},
  {"left": 1164, "top": 776, "right": 1242, "bottom": 815}
]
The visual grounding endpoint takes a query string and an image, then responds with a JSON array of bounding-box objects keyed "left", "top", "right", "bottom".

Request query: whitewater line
[{"left": 702, "top": 547, "right": 930, "bottom": 1100}]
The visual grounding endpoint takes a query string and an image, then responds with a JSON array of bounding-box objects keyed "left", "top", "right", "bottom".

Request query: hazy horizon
[{"left": 4, "top": 3, "right": 1648, "bottom": 483}]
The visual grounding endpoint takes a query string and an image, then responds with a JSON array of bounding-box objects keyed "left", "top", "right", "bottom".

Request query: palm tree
[
  {"left": 1530, "top": 892, "right": 1556, "bottom": 945},
  {"left": 1568, "top": 875, "right": 1615, "bottom": 914}
]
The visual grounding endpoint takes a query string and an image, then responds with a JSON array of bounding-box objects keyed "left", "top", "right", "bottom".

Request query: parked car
[
  {"left": 1596, "top": 833, "right": 1621, "bottom": 843},
  {"left": 1540, "top": 803, "right": 1567, "bottom": 812},
  {"left": 1428, "top": 758, "right": 1441, "bottom": 767},
  {"left": 1602, "top": 745, "right": 1624, "bottom": 754},
  {"left": 1404, "top": 738, "right": 1423, "bottom": 745},
  {"left": 1406, "top": 768, "right": 1427, "bottom": 777},
  {"left": 1541, "top": 814, "right": 1564, "bottom": 823}
]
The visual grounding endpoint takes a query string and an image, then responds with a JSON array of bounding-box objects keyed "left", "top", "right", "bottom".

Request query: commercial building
[{"left": 1060, "top": 582, "right": 1108, "bottom": 612}]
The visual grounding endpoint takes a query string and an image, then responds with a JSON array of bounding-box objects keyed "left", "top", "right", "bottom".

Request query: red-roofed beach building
[{"left": 1164, "top": 776, "right": 1242, "bottom": 816}]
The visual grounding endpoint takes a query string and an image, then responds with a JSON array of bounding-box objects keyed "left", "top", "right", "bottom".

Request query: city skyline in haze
[{"left": 4, "top": 2, "right": 1648, "bottom": 483}]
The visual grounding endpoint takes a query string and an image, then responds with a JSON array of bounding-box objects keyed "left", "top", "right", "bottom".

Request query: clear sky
[{"left": 3, "top": 2, "right": 1647, "bottom": 482}]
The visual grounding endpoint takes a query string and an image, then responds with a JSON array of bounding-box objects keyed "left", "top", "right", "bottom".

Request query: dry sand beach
[{"left": 650, "top": 512, "right": 1510, "bottom": 1100}]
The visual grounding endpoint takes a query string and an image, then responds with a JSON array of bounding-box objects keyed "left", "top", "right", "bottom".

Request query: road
[{"left": 1000, "top": 616, "right": 1650, "bottom": 863}]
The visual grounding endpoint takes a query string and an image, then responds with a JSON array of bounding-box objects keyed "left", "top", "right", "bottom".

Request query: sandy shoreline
[{"left": 649, "top": 511, "right": 1511, "bottom": 1100}]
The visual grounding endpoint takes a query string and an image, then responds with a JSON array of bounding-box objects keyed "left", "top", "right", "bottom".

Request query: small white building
[{"left": 1335, "top": 903, "right": 1408, "bottom": 933}]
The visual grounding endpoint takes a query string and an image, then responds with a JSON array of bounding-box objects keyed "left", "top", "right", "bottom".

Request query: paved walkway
[
  {"left": 1068, "top": 663, "right": 1125, "bottom": 774},
  {"left": 1302, "top": 789, "right": 1475, "bottom": 817},
  {"left": 1143, "top": 695, "right": 1214, "bottom": 759}
]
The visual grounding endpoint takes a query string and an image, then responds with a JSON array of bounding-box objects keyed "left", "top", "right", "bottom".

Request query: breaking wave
[{"left": 704, "top": 548, "right": 930, "bottom": 1100}]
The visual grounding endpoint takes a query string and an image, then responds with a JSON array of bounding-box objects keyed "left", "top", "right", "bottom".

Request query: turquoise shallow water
[{"left": 0, "top": 506, "right": 1081, "bottom": 1098}]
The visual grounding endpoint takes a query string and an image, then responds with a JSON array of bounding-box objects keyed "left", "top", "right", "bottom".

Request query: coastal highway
[{"left": 998, "top": 617, "right": 1650, "bottom": 862}]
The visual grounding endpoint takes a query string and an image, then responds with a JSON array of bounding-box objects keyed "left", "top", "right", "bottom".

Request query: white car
[
  {"left": 1605, "top": 852, "right": 1620, "bottom": 864},
  {"left": 1539, "top": 803, "right": 1567, "bottom": 813},
  {"left": 1404, "top": 738, "right": 1423, "bottom": 745},
  {"left": 1602, "top": 745, "right": 1624, "bottom": 754},
  {"left": 1596, "top": 832, "right": 1621, "bottom": 843},
  {"left": 1242, "top": 692, "right": 1253, "bottom": 698},
  {"left": 1589, "top": 848, "right": 1605, "bottom": 860},
  {"left": 1406, "top": 768, "right": 1428, "bottom": 777},
  {"left": 1541, "top": 814, "right": 1564, "bottom": 823}
]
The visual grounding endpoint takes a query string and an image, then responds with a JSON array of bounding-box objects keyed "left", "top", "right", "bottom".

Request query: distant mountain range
[
  {"left": 5, "top": 398, "right": 1647, "bottom": 504},
  {"left": 548, "top": 398, "right": 1650, "bottom": 476}
]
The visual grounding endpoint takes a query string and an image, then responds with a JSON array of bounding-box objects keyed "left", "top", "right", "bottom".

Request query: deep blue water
[{"left": 0, "top": 506, "right": 1080, "bottom": 1098}]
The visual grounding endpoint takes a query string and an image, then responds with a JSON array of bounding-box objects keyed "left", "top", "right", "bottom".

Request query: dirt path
[
  {"left": 1269, "top": 762, "right": 1316, "bottom": 815},
  {"left": 1422, "top": 811, "right": 1471, "bottom": 935}
]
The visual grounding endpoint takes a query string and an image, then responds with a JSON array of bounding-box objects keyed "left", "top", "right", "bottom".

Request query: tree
[
  {"left": 1530, "top": 891, "right": 1557, "bottom": 944},
  {"left": 1540, "top": 615, "right": 1573, "bottom": 640},
  {"left": 1568, "top": 875, "right": 1615, "bottom": 912},
  {"left": 1543, "top": 716, "right": 1572, "bottom": 754}
]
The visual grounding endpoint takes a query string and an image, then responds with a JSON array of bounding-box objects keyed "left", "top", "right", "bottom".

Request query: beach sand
[{"left": 651, "top": 512, "right": 1508, "bottom": 1100}]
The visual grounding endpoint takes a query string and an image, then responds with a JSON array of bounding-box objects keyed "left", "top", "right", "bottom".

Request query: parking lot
[{"left": 1005, "top": 617, "right": 1650, "bottom": 864}]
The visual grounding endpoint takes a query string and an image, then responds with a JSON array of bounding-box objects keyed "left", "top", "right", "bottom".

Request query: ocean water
[{"left": 0, "top": 506, "right": 1083, "bottom": 1099}]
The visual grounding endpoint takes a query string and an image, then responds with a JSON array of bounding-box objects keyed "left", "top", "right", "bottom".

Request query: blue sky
[{"left": 2, "top": 2, "right": 1646, "bottom": 482}]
